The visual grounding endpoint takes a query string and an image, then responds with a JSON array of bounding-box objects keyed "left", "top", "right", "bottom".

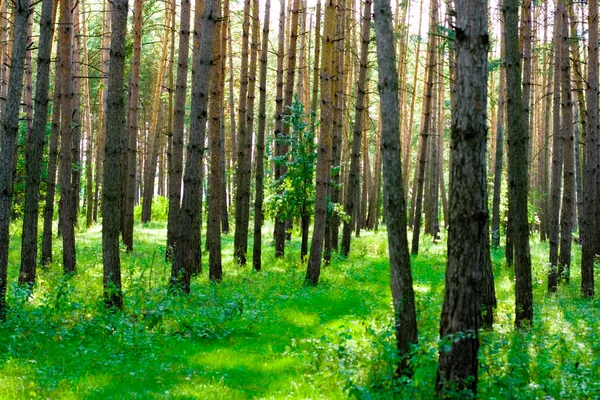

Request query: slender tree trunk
[
  {"left": 373, "top": 0, "right": 418, "bottom": 374},
  {"left": 411, "top": 0, "right": 437, "bottom": 255},
  {"left": 19, "top": 0, "right": 55, "bottom": 287},
  {"left": 273, "top": 0, "right": 287, "bottom": 257},
  {"left": 142, "top": 8, "right": 172, "bottom": 223},
  {"left": 558, "top": 6, "right": 574, "bottom": 284},
  {"left": 306, "top": 0, "right": 335, "bottom": 285},
  {"left": 582, "top": 0, "right": 597, "bottom": 298},
  {"left": 548, "top": 3, "right": 564, "bottom": 292},
  {"left": 341, "top": 0, "right": 370, "bottom": 257},
  {"left": 436, "top": 0, "right": 488, "bottom": 390},
  {"left": 233, "top": 0, "right": 252, "bottom": 264},
  {"left": 171, "top": 0, "right": 219, "bottom": 291},
  {"left": 491, "top": 10, "right": 506, "bottom": 248},
  {"left": 208, "top": 1, "right": 223, "bottom": 281},
  {"left": 505, "top": 0, "right": 533, "bottom": 325},
  {"left": 81, "top": 0, "right": 94, "bottom": 229},
  {"left": 102, "top": 0, "right": 128, "bottom": 308},
  {"left": 253, "top": 0, "right": 271, "bottom": 271},
  {"left": 122, "top": 0, "right": 143, "bottom": 250},
  {"left": 166, "top": 0, "right": 191, "bottom": 258},
  {"left": 94, "top": 0, "right": 111, "bottom": 222},
  {"left": 0, "top": 0, "right": 31, "bottom": 317},
  {"left": 58, "top": 0, "right": 77, "bottom": 274},
  {"left": 41, "top": 83, "right": 61, "bottom": 266}
]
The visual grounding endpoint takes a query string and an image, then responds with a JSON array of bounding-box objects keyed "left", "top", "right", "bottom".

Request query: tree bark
[
  {"left": 0, "top": 0, "right": 31, "bottom": 317},
  {"left": 435, "top": 0, "right": 488, "bottom": 390},
  {"left": 306, "top": 0, "right": 335, "bottom": 285},
  {"left": 582, "top": 0, "right": 597, "bottom": 298},
  {"left": 341, "top": 0, "right": 370, "bottom": 257},
  {"left": 166, "top": 0, "right": 191, "bottom": 258},
  {"left": 19, "top": 0, "right": 55, "bottom": 287},
  {"left": 253, "top": 0, "right": 271, "bottom": 271},
  {"left": 373, "top": 0, "right": 418, "bottom": 374},
  {"left": 102, "top": 0, "right": 128, "bottom": 308},
  {"left": 171, "top": 0, "right": 219, "bottom": 292},
  {"left": 505, "top": 0, "right": 533, "bottom": 325}
]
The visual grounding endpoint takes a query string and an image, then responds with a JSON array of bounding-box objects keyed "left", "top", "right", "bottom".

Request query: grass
[{"left": 1, "top": 218, "right": 599, "bottom": 399}]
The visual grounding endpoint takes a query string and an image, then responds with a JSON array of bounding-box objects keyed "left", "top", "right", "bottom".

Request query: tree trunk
[
  {"left": 102, "top": 0, "right": 128, "bottom": 308},
  {"left": 505, "top": 0, "right": 533, "bottom": 325},
  {"left": 94, "top": 0, "right": 111, "bottom": 222},
  {"left": 122, "top": 0, "right": 143, "bottom": 250},
  {"left": 558, "top": 5, "right": 574, "bottom": 284},
  {"left": 435, "top": 0, "right": 488, "bottom": 390},
  {"left": 58, "top": 0, "right": 77, "bottom": 274},
  {"left": 306, "top": 0, "right": 335, "bottom": 285},
  {"left": 582, "top": 0, "right": 597, "bottom": 298},
  {"left": 19, "top": 0, "right": 55, "bottom": 287},
  {"left": 253, "top": 0, "right": 271, "bottom": 271},
  {"left": 171, "top": 0, "right": 219, "bottom": 292},
  {"left": 373, "top": 0, "right": 418, "bottom": 374},
  {"left": 411, "top": 0, "right": 437, "bottom": 255},
  {"left": 208, "top": 1, "right": 223, "bottom": 281},
  {"left": 548, "top": 3, "right": 564, "bottom": 292},
  {"left": 341, "top": 0, "right": 370, "bottom": 257},
  {"left": 233, "top": 0, "right": 252, "bottom": 264},
  {"left": 167, "top": 0, "right": 191, "bottom": 258},
  {"left": 142, "top": 8, "right": 172, "bottom": 223},
  {"left": 0, "top": 0, "right": 31, "bottom": 317},
  {"left": 273, "top": 0, "right": 287, "bottom": 257}
]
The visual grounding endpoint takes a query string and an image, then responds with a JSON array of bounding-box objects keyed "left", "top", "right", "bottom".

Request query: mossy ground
[{"left": 1, "top": 218, "right": 599, "bottom": 399}]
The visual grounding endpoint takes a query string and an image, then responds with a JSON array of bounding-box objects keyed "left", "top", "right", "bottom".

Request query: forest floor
[{"left": 1, "top": 217, "right": 600, "bottom": 399}]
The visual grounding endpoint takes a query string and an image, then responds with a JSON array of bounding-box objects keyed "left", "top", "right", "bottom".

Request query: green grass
[{"left": 1, "top": 220, "right": 599, "bottom": 399}]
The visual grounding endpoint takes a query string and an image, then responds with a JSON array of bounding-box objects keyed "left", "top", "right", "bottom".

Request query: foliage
[
  {"left": 134, "top": 195, "right": 170, "bottom": 222},
  {"left": 266, "top": 95, "right": 317, "bottom": 222}
]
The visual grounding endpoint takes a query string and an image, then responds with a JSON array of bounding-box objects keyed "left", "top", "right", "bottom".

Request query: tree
[
  {"left": 435, "top": 0, "right": 488, "bottom": 392},
  {"left": 373, "top": 0, "right": 418, "bottom": 373},
  {"left": 122, "top": 0, "right": 143, "bottom": 250},
  {"left": 102, "top": 0, "right": 128, "bottom": 308},
  {"left": 19, "top": 0, "right": 55, "bottom": 287},
  {"left": 0, "top": 0, "right": 31, "bottom": 317},
  {"left": 207, "top": 0, "right": 223, "bottom": 281},
  {"left": 172, "top": 0, "right": 220, "bottom": 292},
  {"left": 582, "top": 0, "right": 598, "bottom": 298},
  {"left": 273, "top": 0, "right": 287, "bottom": 258},
  {"left": 306, "top": 0, "right": 335, "bottom": 285},
  {"left": 505, "top": 0, "right": 532, "bottom": 326},
  {"left": 270, "top": 96, "right": 317, "bottom": 261},
  {"left": 252, "top": 0, "right": 271, "bottom": 271},
  {"left": 233, "top": 0, "right": 252, "bottom": 264},
  {"left": 341, "top": 0, "right": 370, "bottom": 257},
  {"left": 411, "top": 0, "right": 437, "bottom": 255},
  {"left": 58, "top": 0, "right": 77, "bottom": 274}
]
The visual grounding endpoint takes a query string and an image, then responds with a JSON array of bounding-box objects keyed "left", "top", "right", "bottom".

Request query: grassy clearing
[{"left": 1, "top": 221, "right": 599, "bottom": 399}]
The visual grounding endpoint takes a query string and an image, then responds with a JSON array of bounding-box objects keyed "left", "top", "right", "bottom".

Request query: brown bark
[
  {"left": 411, "top": 0, "right": 437, "bottom": 255},
  {"left": 582, "top": 0, "right": 597, "bottom": 297},
  {"left": 341, "top": 0, "right": 370, "bottom": 257},
  {"left": 253, "top": 0, "right": 271, "bottom": 271},
  {"left": 58, "top": 0, "right": 77, "bottom": 274},
  {"left": 373, "top": 0, "right": 418, "bottom": 374},
  {"left": 306, "top": 0, "right": 335, "bottom": 285},
  {"left": 233, "top": 0, "right": 253, "bottom": 264},
  {"left": 436, "top": 0, "right": 488, "bottom": 390},
  {"left": 19, "top": 0, "right": 55, "bottom": 287},
  {"left": 208, "top": 1, "right": 223, "bottom": 281},
  {"left": 102, "top": 0, "right": 128, "bottom": 308},
  {"left": 0, "top": 0, "right": 31, "bottom": 317},
  {"left": 171, "top": 0, "right": 219, "bottom": 291},
  {"left": 167, "top": 0, "right": 191, "bottom": 258}
]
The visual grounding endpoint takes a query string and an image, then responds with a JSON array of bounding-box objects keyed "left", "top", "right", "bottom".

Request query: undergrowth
[{"left": 0, "top": 220, "right": 598, "bottom": 399}]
